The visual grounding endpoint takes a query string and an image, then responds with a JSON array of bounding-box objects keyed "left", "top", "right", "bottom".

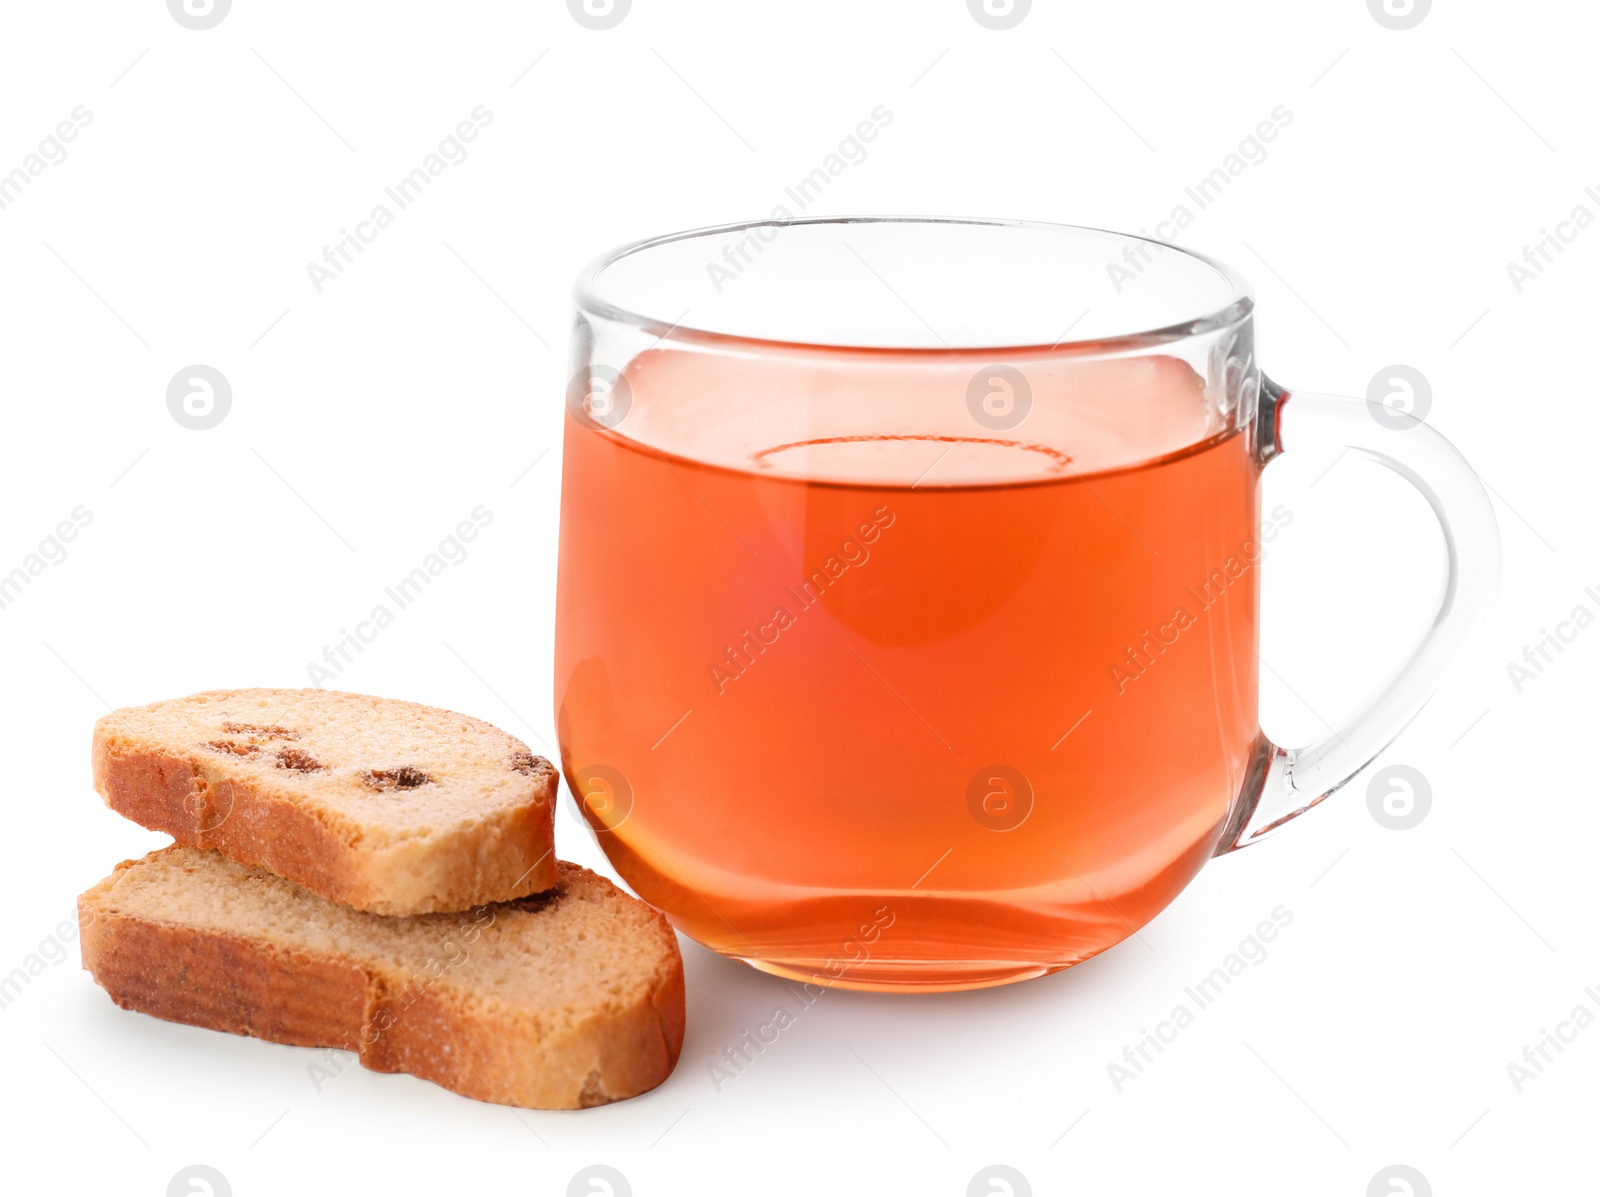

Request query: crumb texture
[
  {"left": 91, "top": 689, "right": 559, "bottom": 914},
  {"left": 78, "top": 847, "right": 686, "bottom": 1110}
]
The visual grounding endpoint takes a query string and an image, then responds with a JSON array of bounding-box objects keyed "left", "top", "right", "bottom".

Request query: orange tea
[{"left": 556, "top": 346, "right": 1268, "bottom": 990}]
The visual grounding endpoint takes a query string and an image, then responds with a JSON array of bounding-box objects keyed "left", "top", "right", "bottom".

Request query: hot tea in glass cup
[{"left": 555, "top": 218, "right": 1498, "bottom": 992}]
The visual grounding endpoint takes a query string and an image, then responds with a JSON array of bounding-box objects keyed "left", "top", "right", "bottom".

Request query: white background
[{"left": 1, "top": 1, "right": 1595, "bottom": 1194}]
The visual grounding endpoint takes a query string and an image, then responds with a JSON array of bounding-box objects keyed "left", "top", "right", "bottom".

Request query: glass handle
[{"left": 1214, "top": 376, "right": 1502, "bottom": 853}]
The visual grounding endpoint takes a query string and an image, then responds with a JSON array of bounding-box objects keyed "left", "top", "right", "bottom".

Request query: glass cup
[{"left": 555, "top": 217, "right": 1499, "bottom": 992}]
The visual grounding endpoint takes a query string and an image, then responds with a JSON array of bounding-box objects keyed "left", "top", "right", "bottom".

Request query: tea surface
[{"left": 556, "top": 347, "right": 1264, "bottom": 989}]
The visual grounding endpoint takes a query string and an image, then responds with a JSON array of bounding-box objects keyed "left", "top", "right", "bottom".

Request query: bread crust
[
  {"left": 92, "top": 690, "right": 559, "bottom": 915},
  {"left": 79, "top": 852, "right": 686, "bottom": 1110}
]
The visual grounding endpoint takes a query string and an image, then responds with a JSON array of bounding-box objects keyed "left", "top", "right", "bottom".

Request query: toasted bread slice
[
  {"left": 79, "top": 847, "right": 685, "bottom": 1109},
  {"left": 92, "top": 689, "right": 557, "bottom": 915}
]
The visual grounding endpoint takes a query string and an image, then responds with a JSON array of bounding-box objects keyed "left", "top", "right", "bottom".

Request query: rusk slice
[
  {"left": 79, "top": 847, "right": 685, "bottom": 1109},
  {"left": 92, "top": 689, "right": 558, "bottom": 915}
]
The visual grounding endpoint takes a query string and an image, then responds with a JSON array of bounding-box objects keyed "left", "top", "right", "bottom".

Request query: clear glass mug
[{"left": 554, "top": 217, "right": 1499, "bottom": 992}]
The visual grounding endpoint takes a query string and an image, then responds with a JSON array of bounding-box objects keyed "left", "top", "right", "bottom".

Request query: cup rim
[{"left": 574, "top": 215, "right": 1255, "bottom": 355}]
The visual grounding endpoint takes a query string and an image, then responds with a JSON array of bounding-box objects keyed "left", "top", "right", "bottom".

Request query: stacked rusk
[{"left": 79, "top": 689, "right": 683, "bottom": 1109}]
